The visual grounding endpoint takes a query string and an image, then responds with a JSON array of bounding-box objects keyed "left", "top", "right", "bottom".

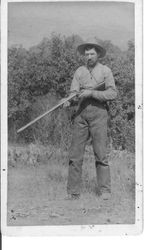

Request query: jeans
[{"left": 67, "top": 98, "right": 111, "bottom": 195}]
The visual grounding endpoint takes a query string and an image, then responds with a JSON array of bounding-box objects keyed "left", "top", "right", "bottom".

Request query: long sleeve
[
  {"left": 91, "top": 67, "right": 117, "bottom": 101},
  {"left": 70, "top": 70, "right": 80, "bottom": 94},
  {"left": 68, "top": 69, "right": 81, "bottom": 105}
]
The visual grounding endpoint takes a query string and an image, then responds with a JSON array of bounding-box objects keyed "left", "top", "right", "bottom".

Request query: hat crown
[
  {"left": 77, "top": 38, "right": 106, "bottom": 58},
  {"left": 84, "top": 37, "right": 100, "bottom": 46}
]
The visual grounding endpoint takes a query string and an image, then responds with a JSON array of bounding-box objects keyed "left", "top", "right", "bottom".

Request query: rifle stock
[{"left": 17, "top": 81, "right": 105, "bottom": 133}]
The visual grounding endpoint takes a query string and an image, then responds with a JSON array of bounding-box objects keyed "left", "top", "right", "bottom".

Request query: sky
[{"left": 8, "top": 2, "right": 134, "bottom": 50}]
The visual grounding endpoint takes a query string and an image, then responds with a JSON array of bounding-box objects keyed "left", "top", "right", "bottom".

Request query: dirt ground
[{"left": 7, "top": 146, "right": 135, "bottom": 226}]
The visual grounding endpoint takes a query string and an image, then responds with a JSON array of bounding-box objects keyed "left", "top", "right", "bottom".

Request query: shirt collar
[{"left": 86, "top": 62, "right": 100, "bottom": 72}]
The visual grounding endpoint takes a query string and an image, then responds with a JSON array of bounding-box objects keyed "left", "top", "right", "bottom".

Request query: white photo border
[{"left": 1, "top": 0, "right": 143, "bottom": 236}]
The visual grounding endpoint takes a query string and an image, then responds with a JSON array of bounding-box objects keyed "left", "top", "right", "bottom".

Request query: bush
[{"left": 8, "top": 34, "right": 135, "bottom": 152}]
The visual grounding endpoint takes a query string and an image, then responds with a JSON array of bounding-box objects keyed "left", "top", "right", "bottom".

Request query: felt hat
[{"left": 77, "top": 38, "right": 106, "bottom": 58}]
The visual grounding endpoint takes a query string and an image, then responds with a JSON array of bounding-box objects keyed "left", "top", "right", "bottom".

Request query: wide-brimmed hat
[{"left": 77, "top": 38, "right": 106, "bottom": 58}]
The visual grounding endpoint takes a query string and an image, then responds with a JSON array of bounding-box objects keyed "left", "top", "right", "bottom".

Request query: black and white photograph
[{"left": 1, "top": 0, "right": 143, "bottom": 235}]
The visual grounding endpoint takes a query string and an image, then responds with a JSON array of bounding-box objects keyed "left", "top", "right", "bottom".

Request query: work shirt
[{"left": 70, "top": 62, "right": 117, "bottom": 102}]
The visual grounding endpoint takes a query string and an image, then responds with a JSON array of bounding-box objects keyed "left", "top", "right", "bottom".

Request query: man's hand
[
  {"left": 79, "top": 89, "right": 92, "bottom": 99},
  {"left": 61, "top": 98, "right": 71, "bottom": 108}
]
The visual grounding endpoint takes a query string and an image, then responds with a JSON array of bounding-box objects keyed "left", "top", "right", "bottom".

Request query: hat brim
[{"left": 77, "top": 43, "right": 106, "bottom": 58}]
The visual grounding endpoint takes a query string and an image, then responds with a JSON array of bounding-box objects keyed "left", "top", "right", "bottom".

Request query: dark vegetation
[{"left": 8, "top": 34, "right": 135, "bottom": 152}]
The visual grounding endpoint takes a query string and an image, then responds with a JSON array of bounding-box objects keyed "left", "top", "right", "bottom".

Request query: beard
[{"left": 87, "top": 59, "right": 97, "bottom": 67}]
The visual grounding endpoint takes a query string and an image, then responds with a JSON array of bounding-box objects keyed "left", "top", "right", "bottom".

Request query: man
[{"left": 63, "top": 39, "right": 117, "bottom": 200}]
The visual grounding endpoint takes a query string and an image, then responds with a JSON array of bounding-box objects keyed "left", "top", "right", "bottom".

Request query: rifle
[{"left": 17, "top": 81, "right": 105, "bottom": 133}]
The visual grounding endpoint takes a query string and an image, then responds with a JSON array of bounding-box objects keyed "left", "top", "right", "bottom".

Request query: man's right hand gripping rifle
[
  {"left": 62, "top": 81, "right": 106, "bottom": 108},
  {"left": 61, "top": 92, "right": 78, "bottom": 108},
  {"left": 62, "top": 88, "right": 93, "bottom": 108}
]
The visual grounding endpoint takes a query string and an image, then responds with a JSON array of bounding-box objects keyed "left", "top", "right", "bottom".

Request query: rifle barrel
[
  {"left": 17, "top": 81, "right": 105, "bottom": 133},
  {"left": 17, "top": 93, "right": 76, "bottom": 133}
]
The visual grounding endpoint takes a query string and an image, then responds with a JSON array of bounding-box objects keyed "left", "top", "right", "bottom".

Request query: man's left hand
[{"left": 79, "top": 89, "right": 92, "bottom": 99}]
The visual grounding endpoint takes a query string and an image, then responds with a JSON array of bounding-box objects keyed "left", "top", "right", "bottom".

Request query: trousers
[{"left": 67, "top": 98, "right": 111, "bottom": 195}]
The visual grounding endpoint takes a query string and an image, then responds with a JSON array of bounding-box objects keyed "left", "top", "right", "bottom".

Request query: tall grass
[{"left": 8, "top": 143, "right": 135, "bottom": 200}]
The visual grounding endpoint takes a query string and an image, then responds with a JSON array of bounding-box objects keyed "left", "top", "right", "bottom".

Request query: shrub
[{"left": 8, "top": 34, "right": 135, "bottom": 152}]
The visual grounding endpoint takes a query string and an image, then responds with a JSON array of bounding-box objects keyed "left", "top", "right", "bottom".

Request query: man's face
[{"left": 85, "top": 48, "right": 99, "bottom": 67}]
